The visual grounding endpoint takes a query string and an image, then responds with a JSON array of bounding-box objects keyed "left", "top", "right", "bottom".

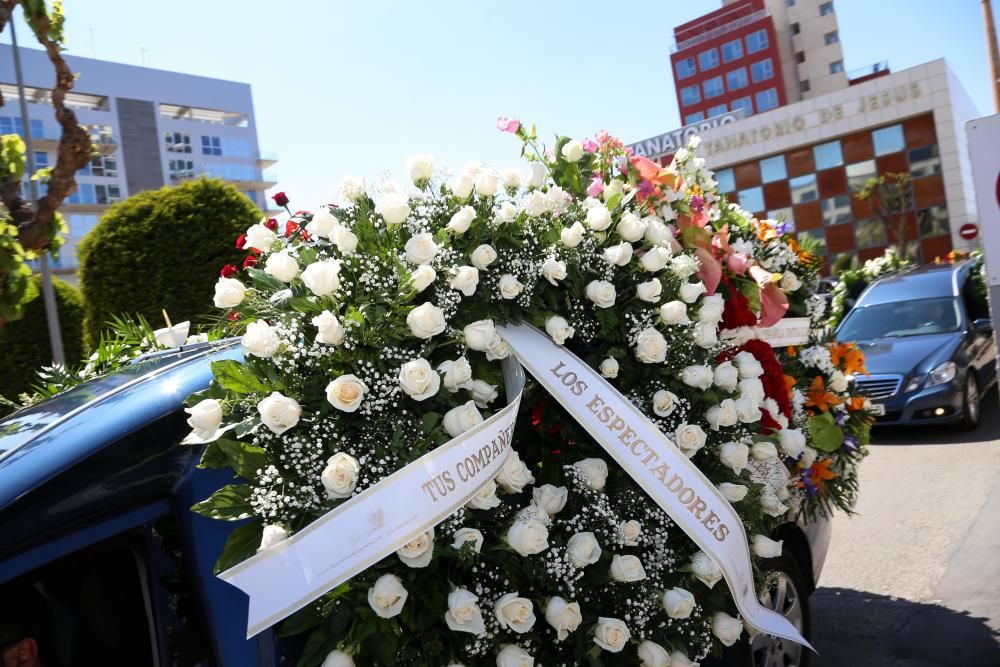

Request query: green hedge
[
  {"left": 78, "top": 178, "right": 259, "bottom": 346},
  {"left": 0, "top": 275, "right": 85, "bottom": 402}
]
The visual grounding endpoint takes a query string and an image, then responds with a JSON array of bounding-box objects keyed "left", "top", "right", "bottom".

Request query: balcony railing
[
  {"left": 848, "top": 61, "right": 890, "bottom": 81},
  {"left": 671, "top": 9, "right": 769, "bottom": 53}
]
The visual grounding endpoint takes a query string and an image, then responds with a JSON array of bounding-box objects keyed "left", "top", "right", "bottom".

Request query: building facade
[{"left": 0, "top": 45, "right": 275, "bottom": 278}]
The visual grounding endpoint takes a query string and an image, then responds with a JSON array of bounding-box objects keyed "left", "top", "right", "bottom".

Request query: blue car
[{"left": 835, "top": 261, "right": 997, "bottom": 429}]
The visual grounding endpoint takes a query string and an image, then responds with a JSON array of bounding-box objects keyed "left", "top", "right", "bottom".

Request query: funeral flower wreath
[{"left": 186, "top": 120, "right": 873, "bottom": 666}]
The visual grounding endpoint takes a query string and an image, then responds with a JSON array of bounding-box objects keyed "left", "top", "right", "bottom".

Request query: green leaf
[
  {"left": 297, "top": 627, "right": 341, "bottom": 667},
  {"left": 197, "top": 441, "right": 229, "bottom": 469},
  {"left": 809, "top": 412, "right": 844, "bottom": 452},
  {"left": 212, "top": 359, "right": 271, "bottom": 394},
  {"left": 213, "top": 521, "right": 263, "bottom": 575},
  {"left": 191, "top": 484, "right": 253, "bottom": 521},
  {"left": 247, "top": 267, "right": 285, "bottom": 292},
  {"left": 216, "top": 438, "right": 267, "bottom": 480},
  {"left": 278, "top": 604, "right": 324, "bottom": 638},
  {"left": 288, "top": 297, "right": 323, "bottom": 314}
]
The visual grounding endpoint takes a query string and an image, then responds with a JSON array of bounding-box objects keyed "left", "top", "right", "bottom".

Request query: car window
[
  {"left": 837, "top": 297, "right": 961, "bottom": 340},
  {"left": 961, "top": 274, "right": 990, "bottom": 321}
]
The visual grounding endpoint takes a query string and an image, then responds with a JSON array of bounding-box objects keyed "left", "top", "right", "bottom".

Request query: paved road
[{"left": 811, "top": 393, "right": 1000, "bottom": 666}]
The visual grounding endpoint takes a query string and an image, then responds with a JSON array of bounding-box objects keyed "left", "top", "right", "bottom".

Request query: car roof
[{"left": 854, "top": 261, "right": 973, "bottom": 307}]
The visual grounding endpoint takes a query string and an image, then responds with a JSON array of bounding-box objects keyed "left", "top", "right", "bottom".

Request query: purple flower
[
  {"left": 637, "top": 180, "right": 655, "bottom": 198},
  {"left": 586, "top": 176, "right": 605, "bottom": 198},
  {"left": 842, "top": 434, "right": 859, "bottom": 452},
  {"left": 496, "top": 116, "right": 520, "bottom": 134},
  {"left": 800, "top": 472, "right": 819, "bottom": 497},
  {"left": 776, "top": 221, "right": 794, "bottom": 235},
  {"left": 690, "top": 194, "right": 705, "bottom": 213},
  {"left": 835, "top": 412, "right": 848, "bottom": 427},
  {"left": 582, "top": 138, "right": 598, "bottom": 153}
]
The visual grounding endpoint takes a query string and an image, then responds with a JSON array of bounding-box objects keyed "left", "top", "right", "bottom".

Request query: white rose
[
  {"left": 706, "top": 399, "right": 738, "bottom": 431},
  {"left": 448, "top": 205, "right": 477, "bottom": 234},
  {"left": 527, "top": 161, "right": 547, "bottom": 188},
  {"left": 752, "top": 534, "right": 783, "bottom": 558},
  {"left": 779, "top": 428, "right": 806, "bottom": 458},
  {"left": 496, "top": 201, "right": 518, "bottom": 224},
  {"left": 670, "top": 651, "right": 699, "bottom": 667},
  {"left": 738, "top": 378, "right": 766, "bottom": 403},
  {"left": 600, "top": 357, "right": 619, "bottom": 378},
  {"left": 617, "top": 212, "right": 647, "bottom": 242},
  {"left": 443, "top": 401, "right": 484, "bottom": 437},
  {"left": 801, "top": 446, "right": 818, "bottom": 469},
  {"left": 406, "top": 154, "right": 433, "bottom": 184},
  {"left": 671, "top": 254, "right": 700, "bottom": 278},
  {"left": 693, "top": 321, "right": 718, "bottom": 348},
  {"left": 409, "top": 264, "right": 436, "bottom": 292},
  {"left": 637, "top": 279, "right": 663, "bottom": 303},
  {"left": 829, "top": 369, "right": 849, "bottom": 393},
  {"left": 496, "top": 645, "right": 534, "bottom": 667},
  {"left": 719, "top": 442, "right": 750, "bottom": 474},
  {"left": 439, "top": 357, "right": 474, "bottom": 392},
  {"left": 264, "top": 251, "right": 299, "bottom": 282},
  {"left": 752, "top": 441, "right": 779, "bottom": 461},
  {"left": 470, "top": 379, "right": 499, "bottom": 408},
  {"left": 398, "top": 358, "right": 441, "bottom": 401},
  {"left": 690, "top": 551, "right": 723, "bottom": 588},
  {"left": 460, "top": 161, "right": 481, "bottom": 177},
  {"left": 712, "top": 612, "right": 744, "bottom": 647},
  {"left": 450, "top": 174, "right": 474, "bottom": 200},
  {"left": 560, "top": 221, "right": 585, "bottom": 248},
  {"left": 659, "top": 300, "right": 690, "bottom": 325},
  {"left": 675, "top": 423, "right": 708, "bottom": 456},
  {"left": 500, "top": 167, "right": 523, "bottom": 191},
  {"left": 301, "top": 260, "right": 342, "bottom": 297},
  {"left": 331, "top": 225, "right": 358, "bottom": 255},
  {"left": 397, "top": 528, "right": 435, "bottom": 568},
  {"left": 322, "top": 650, "right": 355, "bottom": 667},
  {"left": 522, "top": 191, "right": 549, "bottom": 217},
  {"left": 474, "top": 170, "right": 499, "bottom": 197},
  {"left": 733, "top": 395, "right": 760, "bottom": 424},
  {"left": 466, "top": 478, "right": 502, "bottom": 510},
  {"left": 242, "top": 320, "right": 280, "bottom": 358},
  {"left": 185, "top": 399, "right": 222, "bottom": 439},
  {"left": 377, "top": 192, "right": 410, "bottom": 225},
  {"left": 617, "top": 519, "right": 642, "bottom": 546},
  {"left": 312, "top": 311, "right": 345, "bottom": 346},
  {"left": 663, "top": 587, "right": 696, "bottom": 619},
  {"left": 681, "top": 365, "right": 713, "bottom": 390},
  {"left": 322, "top": 452, "right": 360, "bottom": 499},
  {"left": 734, "top": 351, "right": 764, "bottom": 378},
  {"left": 339, "top": 175, "right": 366, "bottom": 202},
  {"left": 533, "top": 485, "right": 568, "bottom": 515},
  {"left": 635, "top": 327, "right": 667, "bottom": 364},
  {"left": 444, "top": 588, "right": 486, "bottom": 635},
  {"left": 496, "top": 450, "right": 535, "bottom": 493},
  {"left": 679, "top": 281, "right": 707, "bottom": 303},
  {"left": 761, "top": 486, "right": 790, "bottom": 517},
  {"left": 652, "top": 389, "right": 678, "bottom": 417},
  {"left": 610, "top": 554, "right": 646, "bottom": 582},
  {"left": 368, "top": 574, "right": 408, "bottom": 619},
  {"left": 450, "top": 266, "right": 480, "bottom": 297},
  {"left": 710, "top": 363, "right": 739, "bottom": 394},
  {"left": 593, "top": 617, "right": 630, "bottom": 653},
  {"left": 698, "top": 294, "right": 725, "bottom": 323},
  {"left": 585, "top": 280, "right": 616, "bottom": 308},
  {"left": 494, "top": 593, "right": 536, "bottom": 633},
  {"left": 245, "top": 222, "right": 276, "bottom": 253},
  {"left": 470, "top": 244, "right": 498, "bottom": 270},
  {"left": 257, "top": 392, "right": 301, "bottom": 434},
  {"left": 452, "top": 527, "right": 484, "bottom": 554},
  {"left": 404, "top": 232, "right": 440, "bottom": 265},
  {"left": 326, "top": 374, "right": 368, "bottom": 412},
  {"left": 506, "top": 516, "right": 549, "bottom": 557},
  {"left": 463, "top": 319, "right": 498, "bottom": 352},
  {"left": 213, "top": 277, "right": 246, "bottom": 308},
  {"left": 573, "top": 458, "right": 608, "bottom": 490},
  {"left": 407, "top": 302, "right": 447, "bottom": 339},
  {"left": 561, "top": 139, "right": 585, "bottom": 162},
  {"left": 544, "top": 596, "right": 582, "bottom": 640},
  {"left": 540, "top": 257, "right": 567, "bottom": 285},
  {"left": 718, "top": 482, "right": 749, "bottom": 502},
  {"left": 258, "top": 524, "right": 289, "bottom": 552},
  {"left": 780, "top": 271, "right": 802, "bottom": 292},
  {"left": 638, "top": 640, "right": 671, "bottom": 667},
  {"left": 566, "top": 531, "right": 602, "bottom": 567},
  {"left": 603, "top": 241, "right": 633, "bottom": 266},
  {"left": 545, "top": 316, "right": 574, "bottom": 345},
  {"left": 640, "top": 247, "right": 672, "bottom": 272},
  {"left": 307, "top": 207, "right": 339, "bottom": 238},
  {"left": 498, "top": 274, "right": 524, "bottom": 300},
  {"left": 586, "top": 204, "right": 612, "bottom": 231},
  {"left": 645, "top": 218, "right": 674, "bottom": 246}
]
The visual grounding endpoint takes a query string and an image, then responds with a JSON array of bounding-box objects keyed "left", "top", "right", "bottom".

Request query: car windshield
[{"left": 837, "top": 297, "right": 962, "bottom": 340}]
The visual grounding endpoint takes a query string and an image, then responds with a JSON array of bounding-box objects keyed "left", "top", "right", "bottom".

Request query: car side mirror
[{"left": 973, "top": 318, "right": 993, "bottom": 333}]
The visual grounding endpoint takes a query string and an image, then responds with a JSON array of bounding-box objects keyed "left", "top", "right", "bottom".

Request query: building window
[
  {"left": 707, "top": 103, "right": 728, "bottom": 117},
  {"left": 829, "top": 60, "right": 844, "bottom": 74},
  {"left": 846, "top": 160, "right": 877, "bottom": 191},
  {"left": 739, "top": 186, "right": 765, "bottom": 213},
  {"left": 722, "top": 39, "right": 744, "bottom": 63},
  {"left": 824, "top": 31, "right": 839, "bottom": 45},
  {"left": 909, "top": 145, "right": 942, "bottom": 177},
  {"left": 703, "top": 76, "right": 725, "bottom": 98},
  {"left": 243, "top": 189, "right": 259, "bottom": 205},
  {"left": 0, "top": 115, "right": 45, "bottom": 139},
  {"left": 813, "top": 140, "right": 844, "bottom": 169},
  {"left": 800, "top": 80, "right": 811, "bottom": 93},
  {"left": 33, "top": 151, "right": 49, "bottom": 169},
  {"left": 165, "top": 132, "right": 192, "bottom": 153},
  {"left": 699, "top": 48, "right": 720, "bottom": 71},
  {"left": 201, "top": 135, "right": 222, "bottom": 156},
  {"left": 918, "top": 206, "right": 949, "bottom": 238},
  {"left": 715, "top": 168, "right": 736, "bottom": 193},
  {"left": 822, "top": 195, "right": 852, "bottom": 226},
  {"left": 768, "top": 207, "right": 794, "bottom": 227},
  {"left": 796, "top": 51, "right": 806, "bottom": 63},
  {"left": 731, "top": 96, "right": 754, "bottom": 116},
  {"left": 727, "top": 67, "right": 749, "bottom": 90},
  {"left": 755, "top": 88, "right": 779, "bottom": 111},
  {"left": 746, "top": 29, "right": 769, "bottom": 54},
  {"left": 677, "top": 57, "right": 697, "bottom": 79},
  {"left": 790, "top": 174, "right": 818, "bottom": 204},
  {"left": 681, "top": 84, "right": 702, "bottom": 106},
  {"left": 169, "top": 159, "right": 195, "bottom": 182},
  {"left": 791, "top": 22, "right": 801, "bottom": 35},
  {"left": 87, "top": 125, "right": 115, "bottom": 146},
  {"left": 872, "top": 124, "right": 905, "bottom": 155},
  {"left": 855, "top": 218, "right": 887, "bottom": 248},
  {"left": 760, "top": 155, "right": 787, "bottom": 183},
  {"left": 751, "top": 59, "right": 774, "bottom": 82},
  {"left": 95, "top": 184, "right": 121, "bottom": 204},
  {"left": 68, "top": 183, "right": 95, "bottom": 205},
  {"left": 685, "top": 111, "right": 705, "bottom": 124},
  {"left": 820, "top": 1, "right": 834, "bottom": 16},
  {"left": 786, "top": 0, "right": 795, "bottom": 5},
  {"left": 90, "top": 154, "right": 119, "bottom": 177}
]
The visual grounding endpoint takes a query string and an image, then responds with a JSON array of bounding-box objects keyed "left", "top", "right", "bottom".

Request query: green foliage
[
  {"left": 0, "top": 274, "right": 84, "bottom": 406},
  {"left": 809, "top": 412, "right": 843, "bottom": 452},
  {"left": 78, "top": 178, "right": 259, "bottom": 346},
  {"left": 0, "top": 214, "right": 33, "bottom": 323}
]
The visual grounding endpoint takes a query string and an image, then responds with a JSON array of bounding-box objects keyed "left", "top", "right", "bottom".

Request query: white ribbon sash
[
  {"left": 496, "top": 323, "right": 811, "bottom": 649},
  {"left": 755, "top": 316, "right": 811, "bottom": 347},
  {"left": 220, "top": 357, "right": 525, "bottom": 638}
]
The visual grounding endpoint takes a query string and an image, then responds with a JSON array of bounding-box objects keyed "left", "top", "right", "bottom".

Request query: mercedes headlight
[{"left": 925, "top": 361, "right": 957, "bottom": 388}]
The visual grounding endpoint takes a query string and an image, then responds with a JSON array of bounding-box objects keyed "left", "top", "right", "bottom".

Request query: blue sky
[{"left": 3, "top": 0, "right": 998, "bottom": 209}]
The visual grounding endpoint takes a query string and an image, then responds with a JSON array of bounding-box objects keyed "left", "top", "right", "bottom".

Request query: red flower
[
  {"left": 264, "top": 217, "right": 279, "bottom": 231},
  {"left": 242, "top": 254, "right": 258, "bottom": 268},
  {"left": 272, "top": 192, "right": 289, "bottom": 207},
  {"left": 226, "top": 311, "right": 240, "bottom": 321},
  {"left": 285, "top": 220, "right": 300, "bottom": 238},
  {"left": 235, "top": 233, "right": 247, "bottom": 249},
  {"left": 758, "top": 408, "right": 783, "bottom": 435},
  {"left": 719, "top": 275, "right": 758, "bottom": 329},
  {"left": 219, "top": 263, "right": 238, "bottom": 278}
]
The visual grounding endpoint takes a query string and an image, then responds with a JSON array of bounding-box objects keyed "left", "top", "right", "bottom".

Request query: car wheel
[
  {"left": 958, "top": 372, "right": 981, "bottom": 431},
  {"left": 749, "top": 554, "right": 812, "bottom": 667}
]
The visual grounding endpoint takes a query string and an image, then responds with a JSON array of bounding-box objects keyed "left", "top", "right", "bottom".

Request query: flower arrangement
[{"left": 184, "top": 121, "right": 872, "bottom": 666}]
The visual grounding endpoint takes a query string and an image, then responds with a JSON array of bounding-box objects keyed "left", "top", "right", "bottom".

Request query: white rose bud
[
  {"left": 496, "top": 450, "right": 535, "bottom": 493},
  {"left": 600, "top": 357, "right": 619, "bottom": 378},
  {"left": 496, "top": 645, "right": 534, "bottom": 667},
  {"left": 496, "top": 200, "right": 518, "bottom": 224},
  {"left": 617, "top": 212, "right": 648, "bottom": 242},
  {"left": 213, "top": 277, "right": 246, "bottom": 308},
  {"left": 566, "top": 531, "right": 602, "bottom": 567},
  {"left": 339, "top": 175, "right": 366, "bottom": 202},
  {"left": 397, "top": 528, "right": 435, "bottom": 568},
  {"left": 698, "top": 294, "right": 725, "bottom": 323},
  {"left": 409, "top": 265, "right": 436, "bottom": 292},
  {"left": 331, "top": 225, "right": 358, "bottom": 255},
  {"left": 527, "top": 161, "right": 547, "bottom": 188},
  {"left": 718, "top": 482, "right": 749, "bottom": 502},
  {"left": 451, "top": 174, "right": 475, "bottom": 200},
  {"left": 448, "top": 205, "right": 477, "bottom": 234},
  {"left": 257, "top": 391, "right": 301, "bottom": 434},
  {"left": 671, "top": 254, "right": 700, "bottom": 278},
  {"left": 500, "top": 167, "right": 522, "bottom": 191},
  {"left": 734, "top": 351, "right": 764, "bottom": 378},
  {"left": 444, "top": 588, "right": 486, "bottom": 635},
  {"left": 645, "top": 218, "right": 675, "bottom": 246},
  {"left": 638, "top": 640, "right": 671, "bottom": 667},
  {"left": 637, "top": 279, "right": 663, "bottom": 303},
  {"left": 185, "top": 399, "right": 223, "bottom": 439},
  {"left": 398, "top": 358, "right": 441, "bottom": 401},
  {"left": 603, "top": 178, "right": 625, "bottom": 202},
  {"left": 522, "top": 191, "right": 548, "bottom": 217},
  {"left": 463, "top": 319, "right": 498, "bottom": 351},
  {"left": 675, "top": 423, "right": 708, "bottom": 457},
  {"left": 752, "top": 534, "right": 784, "bottom": 558},
  {"left": 593, "top": 617, "right": 631, "bottom": 653},
  {"left": 306, "top": 207, "right": 339, "bottom": 238},
  {"left": 466, "top": 478, "right": 501, "bottom": 510},
  {"left": 706, "top": 399, "right": 738, "bottom": 431},
  {"left": 719, "top": 442, "right": 750, "bottom": 474},
  {"left": 681, "top": 364, "right": 714, "bottom": 390},
  {"left": 586, "top": 280, "right": 617, "bottom": 308},
  {"left": 450, "top": 266, "right": 480, "bottom": 297},
  {"left": 264, "top": 251, "right": 299, "bottom": 282},
  {"left": 544, "top": 596, "right": 582, "bottom": 640},
  {"left": 610, "top": 554, "right": 647, "bottom": 582},
  {"left": 377, "top": 192, "right": 411, "bottom": 225},
  {"left": 561, "top": 139, "right": 585, "bottom": 162},
  {"left": 712, "top": 612, "right": 744, "bottom": 647},
  {"left": 738, "top": 378, "right": 766, "bottom": 403},
  {"left": 751, "top": 441, "right": 779, "bottom": 461},
  {"left": 245, "top": 222, "right": 277, "bottom": 253},
  {"left": 407, "top": 302, "right": 447, "bottom": 339},
  {"left": 439, "top": 357, "right": 474, "bottom": 392},
  {"left": 714, "top": 361, "right": 740, "bottom": 392},
  {"left": 560, "top": 221, "right": 586, "bottom": 248},
  {"left": 368, "top": 574, "right": 408, "bottom": 619},
  {"left": 573, "top": 458, "right": 608, "bottom": 490},
  {"left": 779, "top": 428, "right": 807, "bottom": 458},
  {"left": 663, "top": 587, "right": 696, "bottom": 619},
  {"left": 540, "top": 257, "right": 567, "bottom": 285},
  {"left": 258, "top": 524, "right": 289, "bottom": 552},
  {"left": 761, "top": 486, "right": 790, "bottom": 517},
  {"left": 506, "top": 516, "right": 549, "bottom": 557},
  {"left": 652, "top": 389, "right": 678, "bottom": 417},
  {"left": 301, "top": 260, "right": 342, "bottom": 297},
  {"left": 532, "top": 484, "right": 568, "bottom": 515},
  {"left": 690, "top": 551, "right": 723, "bottom": 588},
  {"left": 404, "top": 232, "right": 440, "bottom": 265},
  {"left": 679, "top": 281, "right": 708, "bottom": 303},
  {"left": 670, "top": 651, "right": 700, "bottom": 667},
  {"left": 470, "top": 379, "right": 499, "bottom": 408},
  {"left": 734, "top": 395, "right": 760, "bottom": 424},
  {"left": 470, "top": 244, "right": 498, "bottom": 270},
  {"left": 313, "top": 310, "right": 345, "bottom": 345},
  {"left": 406, "top": 153, "right": 434, "bottom": 184},
  {"left": 586, "top": 204, "right": 612, "bottom": 231},
  {"left": 635, "top": 327, "right": 667, "bottom": 364},
  {"left": 693, "top": 321, "right": 718, "bottom": 348},
  {"left": 322, "top": 452, "right": 361, "bottom": 499},
  {"left": 474, "top": 170, "right": 499, "bottom": 197},
  {"left": 326, "top": 374, "right": 368, "bottom": 412},
  {"left": 640, "top": 247, "right": 672, "bottom": 272},
  {"left": 498, "top": 274, "right": 524, "bottom": 300},
  {"left": 452, "top": 527, "right": 484, "bottom": 554},
  {"left": 545, "top": 316, "right": 574, "bottom": 345},
  {"left": 494, "top": 593, "right": 536, "bottom": 633},
  {"left": 618, "top": 520, "right": 642, "bottom": 546},
  {"left": 322, "top": 650, "right": 355, "bottom": 667},
  {"left": 659, "top": 300, "right": 690, "bottom": 325},
  {"left": 781, "top": 271, "right": 802, "bottom": 292},
  {"left": 603, "top": 241, "right": 633, "bottom": 266},
  {"left": 443, "top": 401, "right": 484, "bottom": 437}
]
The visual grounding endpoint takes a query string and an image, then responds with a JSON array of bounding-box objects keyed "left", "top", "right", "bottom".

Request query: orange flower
[
  {"left": 784, "top": 374, "right": 798, "bottom": 400},
  {"left": 805, "top": 375, "right": 842, "bottom": 412},
  {"left": 809, "top": 458, "right": 838, "bottom": 493},
  {"left": 829, "top": 342, "right": 869, "bottom": 376},
  {"left": 848, "top": 396, "right": 867, "bottom": 411},
  {"left": 786, "top": 346, "right": 798, "bottom": 357}
]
